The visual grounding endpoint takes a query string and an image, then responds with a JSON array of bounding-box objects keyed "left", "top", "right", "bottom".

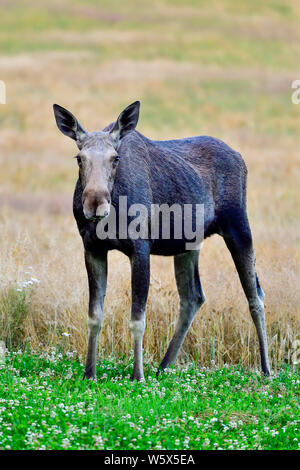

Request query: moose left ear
[{"left": 110, "top": 101, "right": 140, "bottom": 147}]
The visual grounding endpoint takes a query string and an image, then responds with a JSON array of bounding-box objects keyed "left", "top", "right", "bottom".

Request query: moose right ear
[{"left": 53, "top": 104, "right": 87, "bottom": 144}]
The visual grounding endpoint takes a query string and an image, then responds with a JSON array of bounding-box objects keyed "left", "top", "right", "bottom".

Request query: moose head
[{"left": 53, "top": 101, "right": 140, "bottom": 221}]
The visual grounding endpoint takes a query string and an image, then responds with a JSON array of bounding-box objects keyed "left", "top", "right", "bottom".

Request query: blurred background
[{"left": 0, "top": 0, "right": 299, "bottom": 368}]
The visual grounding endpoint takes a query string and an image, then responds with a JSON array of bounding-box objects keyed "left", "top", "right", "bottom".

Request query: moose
[{"left": 53, "top": 101, "right": 270, "bottom": 381}]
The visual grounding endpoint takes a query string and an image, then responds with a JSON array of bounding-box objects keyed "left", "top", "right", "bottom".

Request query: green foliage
[
  {"left": 0, "top": 352, "right": 299, "bottom": 450},
  {"left": 0, "top": 0, "right": 299, "bottom": 70}
]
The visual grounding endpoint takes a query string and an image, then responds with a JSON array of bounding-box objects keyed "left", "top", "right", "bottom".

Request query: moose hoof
[
  {"left": 263, "top": 371, "right": 272, "bottom": 380},
  {"left": 83, "top": 370, "right": 96, "bottom": 381},
  {"left": 132, "top": 374, "right": 145, "bottom": 382},
  {"left": 156, "top": 363, "right": 167, "bottom": 377}
]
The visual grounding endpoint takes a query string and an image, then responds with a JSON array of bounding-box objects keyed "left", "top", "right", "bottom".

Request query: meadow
[
  {"left": 0, "top": 351, "right": 299, "bottom": 450},
  {"left": 0, "top": 0, "right": 300, "bottom": 450}
]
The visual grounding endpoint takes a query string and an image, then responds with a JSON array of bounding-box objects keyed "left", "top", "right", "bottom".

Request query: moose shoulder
[{"left": 53, "top": 101, "right": 270, "bottom": 381}]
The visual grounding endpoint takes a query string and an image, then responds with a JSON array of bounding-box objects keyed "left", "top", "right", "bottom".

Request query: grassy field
[
  {"left": 0, "top": 0, "right": 300, "bottom": 446},
  {"left": 0, "top": 351, "right": 299, "bottom": 450}
]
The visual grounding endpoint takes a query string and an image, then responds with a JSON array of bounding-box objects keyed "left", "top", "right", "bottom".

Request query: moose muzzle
[{"left": 82, "top": 187, "right": 111, "bottom": 221}]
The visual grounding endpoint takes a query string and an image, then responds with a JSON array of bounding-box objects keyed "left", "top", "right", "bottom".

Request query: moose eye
[
  {"left": 113, "top": 155, "right": 120, "bottom": 167},
  {"left": 74, "top": 155, "right": 82, "bottom": 167}
]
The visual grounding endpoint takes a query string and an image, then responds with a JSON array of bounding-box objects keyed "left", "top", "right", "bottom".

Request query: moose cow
[{"left": 53, "top": 101, "right": 270, "bottom": 381}]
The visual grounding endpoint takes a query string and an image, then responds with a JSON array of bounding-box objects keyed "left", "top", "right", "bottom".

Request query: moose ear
[
  {"left": 53, "top": 104, "right": 87, "bottom": 144},
  {"left": 110, "top": 101, "right": 140, "bottom": 147}
]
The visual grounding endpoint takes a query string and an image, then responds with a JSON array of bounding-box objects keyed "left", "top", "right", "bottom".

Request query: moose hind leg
[
  {"left": 157, "top": 250, "right": 205, "bottom": 374},
  {"left": 256, "top": 272, "right": 265, "bottom": 303},
  {"left": 222, "top": 214, "right": 270, "bottom": 375}
]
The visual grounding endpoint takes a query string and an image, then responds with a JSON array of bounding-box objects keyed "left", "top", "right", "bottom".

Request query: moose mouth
[{"left": 86, "top": 215, "right": 108, "bottom": 222}]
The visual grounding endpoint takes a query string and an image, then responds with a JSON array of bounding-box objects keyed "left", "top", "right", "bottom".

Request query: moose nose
[{"left": 82, "top": 187, "right": 110, "bottom": 220}]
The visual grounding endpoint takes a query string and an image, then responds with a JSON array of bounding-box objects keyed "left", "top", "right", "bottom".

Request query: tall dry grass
[
  {"left": 0, "top": 195, "right": 299, "bottom": 370},
  {"left": 0, "top": 0, "right": 299, "bottom": 370}
]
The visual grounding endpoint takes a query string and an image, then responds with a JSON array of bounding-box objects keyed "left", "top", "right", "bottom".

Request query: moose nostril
[{"left": 83, "top": 210, "right": 95, "bottom": 220}]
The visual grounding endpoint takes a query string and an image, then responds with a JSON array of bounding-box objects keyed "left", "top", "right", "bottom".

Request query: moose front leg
[
  {"left": 130, "top": 247, "right": 150, "bottom": 381},
  {"left": 84, "top": 249, "right": 107, "bottom": 379}
]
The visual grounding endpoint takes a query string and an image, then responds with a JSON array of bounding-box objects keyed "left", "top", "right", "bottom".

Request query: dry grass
[
  {"left": 0, "top": 0, "right": 299, "bottom": 370},
  {"left": 0, "top": 184, "right": 299, "bottom": 370}
]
